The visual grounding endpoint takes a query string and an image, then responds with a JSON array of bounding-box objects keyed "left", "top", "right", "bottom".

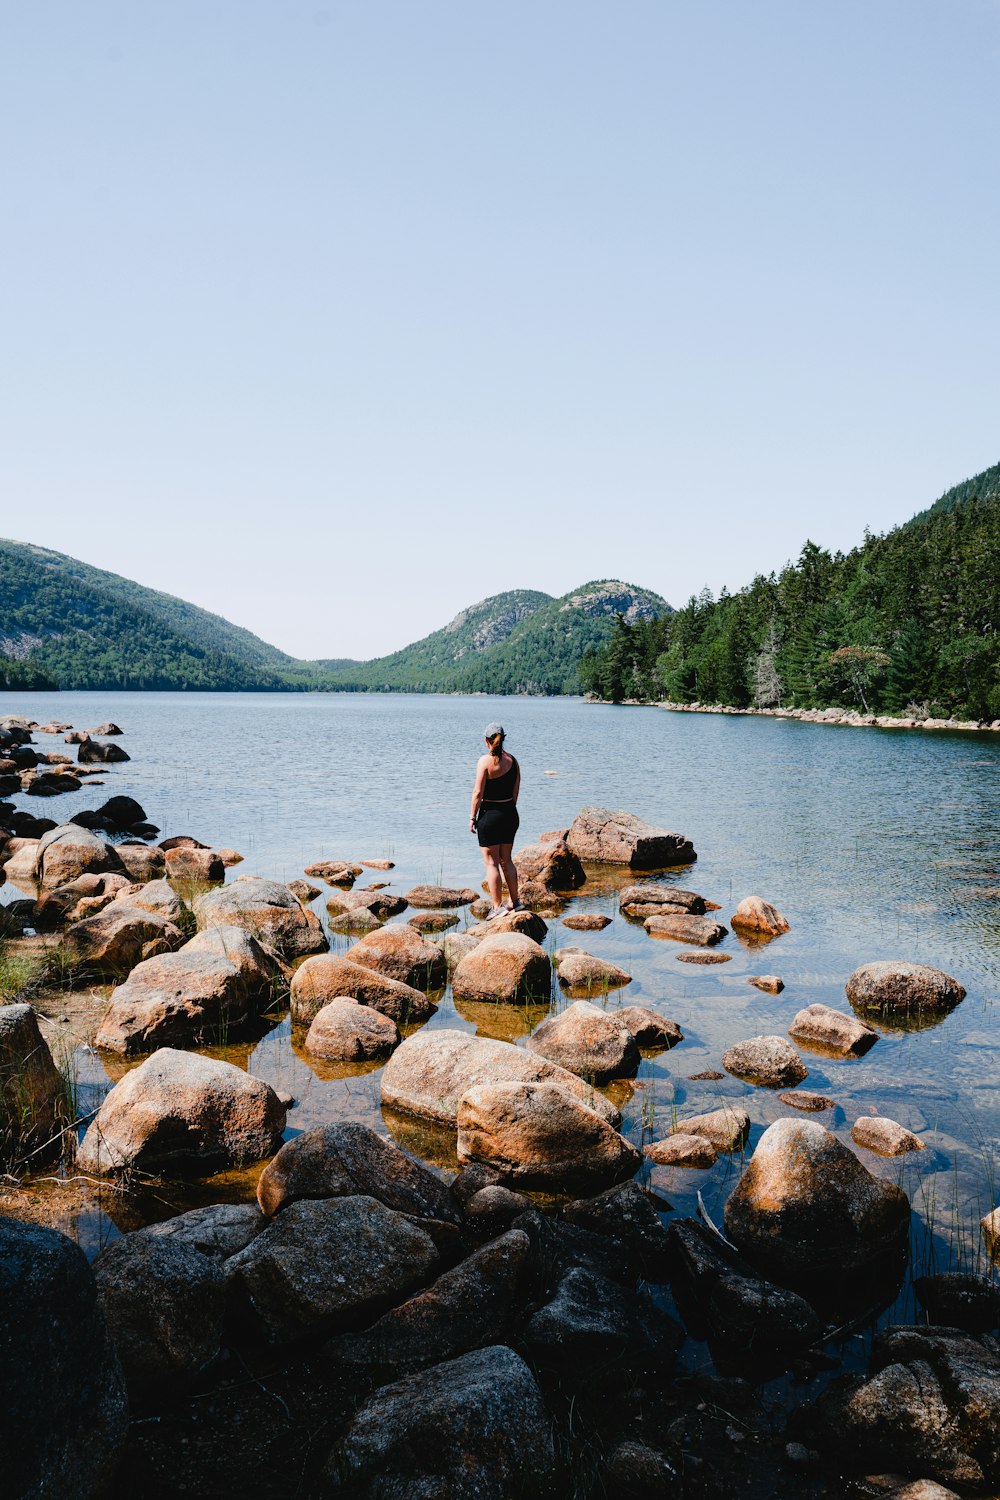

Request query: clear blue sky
[{"left": 1, "top": 2, "right": 997, "bottom": 660}]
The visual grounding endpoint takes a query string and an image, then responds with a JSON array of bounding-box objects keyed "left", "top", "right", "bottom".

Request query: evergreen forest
[{"left": 580, "top": 462, "right": 1000, "bottom": 720}]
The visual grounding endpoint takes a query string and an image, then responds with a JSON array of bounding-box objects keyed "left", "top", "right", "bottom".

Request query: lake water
[{"left": 4, "top": 689, "right": 1000, "bottom": 1337}]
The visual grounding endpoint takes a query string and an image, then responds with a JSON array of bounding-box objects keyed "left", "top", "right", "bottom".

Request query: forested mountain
[
  {"left": 581, "top": 461, "right": 1000, "bottom": 720},
  {"left": 328, "top": 581, "right": 669, "bottom": 694}
]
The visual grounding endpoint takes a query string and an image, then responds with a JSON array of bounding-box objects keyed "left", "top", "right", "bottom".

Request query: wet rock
[
  {"left": 851, "top": 1116, "right": 925, "bottom": 1155},
  {"left": 325, "top": 1344, "right": 554, "bottom": 1499},
  {"left": 304, "top": 859, "right": 362, "bottom": 884},
  {"left": 305, "top": 997, "right": 399, "bottom": 1061},
  {"left": 78, "top": 737, "right": 130, "bottom": 763},
  {"left": 789, "top": 1003, "right": 878, "bottom": 1056},
  {"left": 724, "top": 1118, "right": 910, "bottom": 1293},
  {"left": 226, "top": 1195, "right": 439, "bottom": 1346},
  {"left": 618, "top": 1004, "right": 683, "bottom": 1049},
  {"left": 668, "top": 1106, "right": 751, "bottom": 1152},
  {"left": 778, "top": 1090, "right": 836, "bottom": 1112},
  {"left": 748, "top": 974, "right": 784, "bottom": 994},
  {"left": 457, "top": 1080, "right": 640, "bottom": 1193},
  {"left": 667, "top": 1218, "right": 821, "bottom": 1349},
  {"left": 566, "top": 807, "right": 695, "bottom": 868},
  {"left": 94, "top": 924, "right": 283, "bottom": 1054},
  {"left": 554, "top": 949, "right": 632, "bottom": 993},
  {"left": 526, "top": 999, "right": 640, "bottom": 1082},
  {"left": 194, "top": 876, "right": 328, "bottom": 958},
  {"left": 914, "top": 1273, "right": 1000, "bottom": 1333},
  {"left": 452, "top": 932, "right": 551, "bottom": 1005},
  {"left": 645, "top": 1133, "right": 718, "bottom": 1168},
  {"left": 0, "top": 1218, "right": 128, "bottom": 1499},
  {"left": 93, "top": 1233, "right": 226, "bottom": 1396},
  {"left": 164, "top": 844, "right": 225, "bottom": 883},
  {"left": 562, "top": 913, "right": 612, "bottom": 931},
  {"left": 64, "top": 902, "right": 185, "bottom": 979},
  {"left": 0, "top": 1003, "right": 66, "bottom": 1166},
  {"left": 515, "top": 837, "right": 586, "bottom": 892},
  {"left": 322, "top": 1229, "right": 530, "bottom": 1381},
  {"left": 33, "top": 822, "right": 125, "bottom": 889},
  {"left": 846, "top": 961, "right": 966, "bottom": 1015},
  {"left": 217, "top": 847, "right": 243, "bottom": 866},
  {"left": 256, "top": 1120, "right": 458, "bottom": 1222},
  {"left": 408, "top": 910, "right": 459, "bottom": 933},
  {"left": 815, "top": 1326, "right": 1000, "bottom": 1489},
  {"left": 525, "top": 1266, "right": 682, "bottom": 1372},
  {"left": 345, "top": 925, "right": 447, "bottom": 990},
  {"left": 141, "top": 1202, "right": 265, "bottom": 1259},
  {"left": 287, "top": 878, "right": 321, "bottom": 903},
  {"left": 77, "top": 1047, "right": 286, "bottom": 1175},
  {"left": 113, "top": 876, "right": 185, "bottom": 923},
  {"left": 291, "top": 954, "right": 435, "bottom": 1026},
  {"left": 645, "top": 913, "right": 728, "bottom": 945},
  {"left": 601, "top": 1439, "right": 676, "bottom": 1498},
  {"left": 677, "top": 950, "right": 732, "bottom": 964},
  {"left": 562, "top": 1180, "right": 672, "bottom": 1279},
  {"left": 730, "top": 895, "right": 790, "bottom": 937},
  {"left": 723, "top": 1035, "right": 808, "bottom": 1087},
  {"left": 360, "top": 858, "right": 394, "bottom": 870},
  {"left": 381, "top": 1028, "right": 621, "bottom": 1129},
  {"left": 402, "top": 883, "right": 478, "bottom": 908},
  {"left": 619, "top": 882, "right": 707, "bottom": 917},
  {"left": 34, "top": 870, "right": 131, "bottom": 927}
]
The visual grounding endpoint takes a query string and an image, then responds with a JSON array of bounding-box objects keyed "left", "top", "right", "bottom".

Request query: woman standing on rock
[{"left": 470, "top": 723, "right": 523, "bottom": 919}]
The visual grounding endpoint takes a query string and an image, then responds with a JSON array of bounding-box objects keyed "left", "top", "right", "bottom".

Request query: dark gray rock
[
  {"left": 523, "top": 1266, "right": 682, "bottom": 1373},
  {"left": 256, "top": 1121, "right": 458, "bottom": 1222},
  {"left": 915, "top": 1272, "right": 1000, "bottom": 1333},
  {"left": 562, "top": 1180, "right": 672, "bottom": 1281},
  {"left": 141, "top": 1202, "right": 265, "bottom": 1260}
]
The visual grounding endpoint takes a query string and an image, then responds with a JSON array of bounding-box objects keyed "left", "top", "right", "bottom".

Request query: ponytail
[{"left": 487, "top": 731, "right": 505, "bottom": 762}]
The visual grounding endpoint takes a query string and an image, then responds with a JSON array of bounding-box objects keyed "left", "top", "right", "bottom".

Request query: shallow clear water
[{"left": 4, "top": 690, "right": 1000, "bottom": 1325}]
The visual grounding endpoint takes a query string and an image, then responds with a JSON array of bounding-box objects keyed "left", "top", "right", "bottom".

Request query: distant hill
[
  {"left": 330, "top": 581, "right": 670, "bottom": 694},
  {"left": 580, "top": 459, "right": 1000, "bottom": 720},
  {"left": 0, "top": 538, "right": 671, "bottom": 696}
]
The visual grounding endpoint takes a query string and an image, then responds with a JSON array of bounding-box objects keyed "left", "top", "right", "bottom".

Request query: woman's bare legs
[
  {"left": 498, "top": 843, "right": 519, "bottom": 907},
  {"left": 481, "top": 845, "right": 504, "bottom": 909}
]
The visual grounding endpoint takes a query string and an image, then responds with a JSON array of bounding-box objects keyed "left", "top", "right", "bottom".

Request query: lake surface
[{"left": 4, "top": 689, "right": 1000, "bottom": 1340}]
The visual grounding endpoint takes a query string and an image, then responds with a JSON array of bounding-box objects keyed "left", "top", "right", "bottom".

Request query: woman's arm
[
  {"left": 512, "top": 762, "right": 521, "bottom": 805},
  {"left": 470, "top": 758, "right": 488, "bottom": 830}
]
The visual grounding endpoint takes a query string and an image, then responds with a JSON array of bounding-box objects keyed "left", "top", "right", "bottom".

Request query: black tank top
[{"left": 482, "top": 755, "right": 518, "bottom": 803}]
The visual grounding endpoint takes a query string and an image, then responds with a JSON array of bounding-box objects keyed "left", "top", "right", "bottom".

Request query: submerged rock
[
  {"left": 77, "top": 1047, "right": 286, "bottom": 1175},
  {"left": 256, "top": 1121, "right": 457, "bottom": 1222},
  {"left": 381, "top": 1028, "right": 621, "bottom": 1129},
  {"left": 723, "top": 1118, "right": 910, "bottom": 1294},
  {"left": 226, "top": 1195, "right": 439, "bottom": 1346},
  {"left": 194, "top": 876, "right": 328, "bottom": 958},
  {"left": 562, "top": 913, "right": 612, "bottom": 931},
  {"left": 457, "top": 1080, "right": 640, "bottom": 1194},
  {"left": 846, "top": 961, "right": 966, "bottom": 1015},
  {"left": 526, "top": 999, "right": 639, "bottom": 1082},
  {"left": 324, "top": 1344, "right": 555, "bottom": 1499},
  {"left": 777, "top": 1090, "right": 836, "bottom": 1112},
  {"left": 566, "top": 807, "right": 695, "bottom": 868},
  {"left": 677, "top": 950, "right": 731, "bottom": 964},
  {"left": 0, "top": 1218, "right": 128, "bottom": 1500}
]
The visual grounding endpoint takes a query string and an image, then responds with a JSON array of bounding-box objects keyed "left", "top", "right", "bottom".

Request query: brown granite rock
[
  {"left": 851, "top": 1116, "right": 925, "bottom": 1155},
  {"left": 345, "top": 925, "right": 447, "bottom": 991},
  {"left": 562, "top": 914, "right": 612, "bottom": 931},
  {"left": 748, "top": 974, "right": 784, "bottom": 994},
  {"left": 677, "top": 950, "right": 732, "bottom": 965},
  {"left": 566, "top": 808, "right": 695, "bottom": 868},
  {"left": 789, "top": 1003, "right": 878, "bottom": 1057},
  {"left": 457, "top": 1081, "right": 641, "bottom": 1193},
  {"left": 730, "top": 896, "right": 790, "bottom": 937},
  {"left": 617, "top": 1005, "right": 683, "bottom": 1050},
  {"left": 290, "top": 955, "right": 435, "bottom": 1026},
  {"left": 525, "top": 1000, "right": 640, "bottom": 1083},
  {"left": 722, "top": 1035, "right": 808, "bottom": 1088},
  {"left": 194, "top": 877, "right": 328, "bottom": 958},
  {"left": 452, "top": 933, "right": 551, "bottom": 1005},
  {"left": 514, "top": 838, "right": 585, "bottom": 893},
  {"left": 256, "top": 1121, "right": 457, "bottom": 1221},
  {"left": 645, "top": 913, "right": 728, "bottom": 946},
  {"left": 645, "top": 1133, "right": 718, "bottom": 1168},
  {"left": 403, "top": 884, "right": 478, "bottom": 908},
  {"left": 304, "top": 998, "right": 399, "bottom": 1062},
  {"left": 846, "top": 961, "right": 966, "bottom": 1014}
]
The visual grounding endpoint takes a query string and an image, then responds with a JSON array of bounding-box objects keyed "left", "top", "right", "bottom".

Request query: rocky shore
[
  {"left": 651, "top": 700, "right": 1000, "bottom": 732},
  {"left": 1, "top": 710, "right": 997, "bottom": 1500}
]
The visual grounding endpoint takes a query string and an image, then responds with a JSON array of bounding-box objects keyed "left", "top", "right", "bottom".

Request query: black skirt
[{"left": 477, "top": 803, "right": 519, "bottom": 847}]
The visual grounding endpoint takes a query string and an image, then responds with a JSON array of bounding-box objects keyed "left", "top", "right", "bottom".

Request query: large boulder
[
  {"left": 305, "top": 998, "right": 399, "bottom": 1061},
  {"left": 322, "top": 1229, "right": 530, "bottom": 1381},
  {"left": 113, "top": 876, "right": 185, "bottom": 924},
  {"left": 324, "top": 1344, "right": 555, "bottom": 1499},
  {"left": 0, "top": 1218, "right": 128, "bottom": 1500},
  {"left": 526, "top": 999, "right": 640, "bottom": 1082},
  {"left": 225, "top": 1195, "right": 439, "bottom": 1346},
  {"left": 722, "top": 1035, "right": 808, "bottom": 1088},
  {"left": 345, "top": 925, "right": 447, "bottom": 990},
  {"left": 566, "top": 807, "right": 695, "bottom": 868},
  {"left": 92, "top": 1232, "right": 227, "bottom": 1396},
  {"left": 846, "top": 961, "right": 966, "bottom": 1015},
  {"left": 194, "top": 876, "right": 328, "bottom": 958},
  {"left": 523, "top": 1265, "right": 682, "bottom": 1372},
  {"left": 164, "top": 844, "right": 225, "bottom": 883},
  {"left": 457, "top": 1081, "right": 641, "bottom": 1193},
  {"left": 788, "top": 1003, "right": 878, "bottom": 1057},
  {"left": 94, "top": 925, "right": 286, "bottom": 1055},
  {"left": 452, "top": 932, "right": 551, "bottom": 1005},
  {"left": 402, "top": 884, "right": 478, "bottom": 908},
  {"left": 0, "top": 1003, "right": 66, "bottom": 1166},
  {"left": 78, "top": 738, "right": 129, "bottom": 763},
  {"left": 644, "top": 912, "right": 728, "bottom": 945},
  {"left": 814, "top": 1326, "right": 1000, "bottom": 1489},
  {"left": 256, "top": 1121, "right": 458, "bottom": 1222},
  {"left": 114, "top": 843, "right": 166, "bottom": 883},
  {"left": 562, "top": 1180, "right": 672, "bottom": 1280},
  {"left": 33, "top": 822, "right": 124, "bottom": 890},
  {"left": 619, "top": 882, "right": 707, "bottom": 917},
  {"left": 723, "top": 1118, "right": 910, "bottom": 1295},
  {"left": 325, "top": 888, "right": 408, "bottom": 921},
  {"left": 77, "top": 1048, "right": 286, "bottom": 1175},
  {"left": 618, "top": 1004, "right": 683, "bottom": 1050},
  {"left": 667, "top": 1217, "right": 821, "bottom": 1351},
  {"left": 62, "top": 903, "right": 186, "bottom": 979},
  {"left": 291, "top": 954, "right": 436, "bottom": 1026},
  {"left": 554, "top": 950, "right": 632, "bottom": 993},
  {"left": 515, "top": 838, "right": 586, "bottom": 892},
  {"left": 381, "top": 1029, "right": 621, "bottom": 1129},
  {"left": 140, "top": 1202, "right": 265, "bottom": 1260},
  {"left": 35, "top": 870, "right": 133, "bottom": 928}
]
